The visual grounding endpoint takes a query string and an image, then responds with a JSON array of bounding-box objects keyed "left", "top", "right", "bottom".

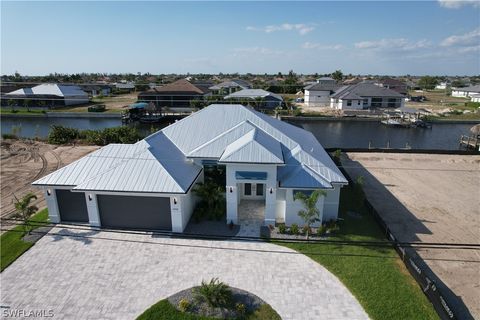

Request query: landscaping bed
[
  {"left": 137, "top": 279, "right": 281, "bottom": 320},
  {"left": 1, "top": 208, "right": 50, "bottom": 272}
]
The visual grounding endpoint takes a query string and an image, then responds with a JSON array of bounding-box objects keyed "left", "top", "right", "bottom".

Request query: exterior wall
[
  {"left": 85, "top": 193, "right": 100, "bottom": 227},
  {"left": 225, "top": 163, "right": 277, "bottom": 225},
  {"left": 64, "top": 95, "right": 89, "bottom": 106},
  {"left": 305, "top": 90, "right": 331, "bottom": 107},
  {"left": 322, "top": 184, "right": 342, "bottom": 221},
  {"left": 275, "top": 189, "right": 287, "bottom": 222},
  {"left": 284, "top": 189, "right": 325, "bottom": 227},
  {"left": 331, "top": 97, "right": 404, "bottom": 109},
  {"left": 43, "top": 188, "right": 60, "bottom": 223},
  {"left": 451, "top": 90, "right": 468, "bottom": 98}
]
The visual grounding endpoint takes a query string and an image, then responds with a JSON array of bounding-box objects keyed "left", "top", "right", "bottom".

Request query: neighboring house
[
  {"left": 304, "top": 77, "right": 338, "bottom": 107},
  {"left": 469, "top": 93, "right": 480, "bottom": 103},
  {"left": 435, "top": 82, "right": 449, "bottom": 90},
  {"left": 451, "top": 85, "right": 480, "bottom": 99},
  {"left": 330, "top": 82, "right": 405, "bottom": 110},
  {"left": 224, "top": 89, "right": 283, "bottom": 110},
  {"left": 33, "top": 104, "right": 347, "bottom": 233},
  {"left": 114, "top": 82, "right": 136, "bottom": 92},
  {"left": 138, "top": 79, "right": 211, "bottom": 110},
  {"left": 209, "top": 79, "right": 252, "bottom": 95},
  {"left": 374, "top": 78, "right": 408, "bottom": 95},
  {"left": 80, "top": 84, "right": 112, "bottom": 97},
  {"left": 3, "top": 83, "right": 89, "bottom": 107}
]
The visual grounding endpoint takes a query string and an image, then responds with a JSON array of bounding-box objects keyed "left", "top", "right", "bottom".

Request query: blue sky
[{"left": 1, "top": 1, "right": 479, "bottom": 75}]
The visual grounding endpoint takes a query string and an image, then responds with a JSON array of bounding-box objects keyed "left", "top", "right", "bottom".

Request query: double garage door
[{"left": 56, "top": 190, "right": 171, "bottom": 231}]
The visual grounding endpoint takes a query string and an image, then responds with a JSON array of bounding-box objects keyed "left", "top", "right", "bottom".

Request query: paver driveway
[{"left": 1, "top": 227, "right": 369, "bottom": 320}]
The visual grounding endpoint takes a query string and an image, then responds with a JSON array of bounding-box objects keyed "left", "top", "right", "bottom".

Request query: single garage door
[
  {"left": 97, "top": 195, "right": 171, "bottom": 231},
  {"left": 56, "top": 189, "right": 89, "bottom": 222}
]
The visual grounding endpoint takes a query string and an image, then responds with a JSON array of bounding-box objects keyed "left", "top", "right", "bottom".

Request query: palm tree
[
  {"left": 14, "top": 192, "right": 39, "bottom": 234},
  {"left": 193, "top": 181, "right": 223, "bottom": 215},
  {"left": 294, "top": 190, "right": 326, "bottom": 239}
]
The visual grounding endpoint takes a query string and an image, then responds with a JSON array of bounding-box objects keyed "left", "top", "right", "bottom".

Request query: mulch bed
[{"left": 167, "top": 286, "right": 265, "bottom": 319}]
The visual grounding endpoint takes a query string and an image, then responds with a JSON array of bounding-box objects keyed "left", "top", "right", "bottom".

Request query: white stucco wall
[
  {"left": 284, "top": 189, "right": 325, "bottom": 227},
  {"left": 43, "top": 188, "right": 60, "bottom": 223},
  {"left": 322, "top": 184, "right": 342, "bottom": 221}
]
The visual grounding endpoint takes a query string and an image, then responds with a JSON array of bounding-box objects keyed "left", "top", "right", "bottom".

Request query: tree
[
  {"left": 451, "top": 80, "right": 465, "bottom": 88},
  {"left": 294, "top": 189, "right": 327, "bottom": 239},
  {"left": 193, "top": 181, "right": 224, "bottom": 219},
  {"left": 418, "top": 76, "right": 438, "bottom": 90},
  {"left": 331, "top": 70, "right": 343, "bottom": 82},
  {"left": 14, "top": 193, "right": 39, "bottom": 234}
]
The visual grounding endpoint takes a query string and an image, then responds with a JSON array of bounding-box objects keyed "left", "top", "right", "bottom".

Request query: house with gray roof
[
  {"left": 33, "top": 104, "right": 347, "bottom": 233},
  {"left": 304, "top": 77, "right": 339, "bottom": 107},
  {"left": 224, "top": 89, "right": 283, "bottom": 110},
  {"left": 451, "top": 84, "right": 480, "bottom": 99},
  {"left": 330, "top": 82, "right": 405, "bottom": 110}
]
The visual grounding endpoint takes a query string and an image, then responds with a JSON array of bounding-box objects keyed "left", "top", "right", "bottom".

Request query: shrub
[
  {"left": 317, "top": 224, "right": 326, "bottom": 236},
  {"left": 2, "top": 134, "right": 17, "bottom": 140},
  {"left": 278, "top": 224, "right": 287, "bottom": 234},
  {"left": 178, "top": 298, "right": 190, "bottom": 312},
  {"left": 193, "top": 278, "right": 232, "bottom": 308},
  {"left": 235, "top": 303, "right": 246, "bottom": 317},
  {"left": 290, "top": 223, "right": 299, "bottom": 235},
  {"left": 47, "top": 125, "right": 79, "bottom": 144}
]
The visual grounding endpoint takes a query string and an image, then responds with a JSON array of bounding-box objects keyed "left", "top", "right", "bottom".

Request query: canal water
[{"left": 1, "top": 116, "right": 476, "bottom": 150}]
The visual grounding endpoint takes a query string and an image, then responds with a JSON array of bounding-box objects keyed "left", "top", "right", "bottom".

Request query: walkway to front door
[{"left": 236, "top": 200, "right": 264, "bottom": 238}]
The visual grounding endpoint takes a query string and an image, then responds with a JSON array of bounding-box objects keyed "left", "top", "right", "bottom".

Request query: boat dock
[{"left": 459, "top": 135, "right": 480, "bottom": 150}]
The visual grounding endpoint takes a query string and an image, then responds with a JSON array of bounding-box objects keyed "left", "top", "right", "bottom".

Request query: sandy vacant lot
[
  {"left": 1, "top": 140, "right": 98, "bottom": 222},
  {"left": 343, "top": 152, "right": 480, "bottom": 319}
]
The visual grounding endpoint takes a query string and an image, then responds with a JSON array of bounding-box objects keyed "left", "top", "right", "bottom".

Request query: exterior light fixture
[
  {"left": 229, "top": 187, "right": 233, "bottom": 193},
  {"left": 173, "top": 198, "right": 177, "bottom": 205},
  {"left": 47, "top": 189, "right": 51, "bottom": 196},
  {"left": 88, "top": 194, "right": 93, "bottom": 201},
  {"left": 269, "top": 188, "right": 273, "bottom": 194}
]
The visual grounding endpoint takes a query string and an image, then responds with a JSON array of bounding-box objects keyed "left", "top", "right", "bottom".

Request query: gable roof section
[
  {"left": 6, "top": 84, "right": 88, "bottom": 98},
  {"left": 219, "top": 128, "right": 283, "bottom": 164},
  {"left": 209, "top": 79, "right": 252, "bottom": 90},
  {"left": 458, "top": 84, "right": 480, "bottom": 93},
  {"left": 140, "top": 79, "right": 208, "bottom": 95}
]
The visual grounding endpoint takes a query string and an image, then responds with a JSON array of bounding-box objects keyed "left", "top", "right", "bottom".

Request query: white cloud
[
  {"left": 231, "top": 47, "right": 284, "bottom": 55},
  {"left": 246, "top": 23, "right": 314, "bottom": 35},
  {"left": 354, "top": 38, "right": 431, "bottom": 51},
  {"left": 458, "top": 45, "right": 480, "bottom": 53},
  {"left": 302, "top": 42, "right": 344, "bottom": 50},
  {"left": 438, "top": 0, "right": 480, "bottom": 9},
  {"left": 440, "top": 27, "right": 480, "bottom": 46}
]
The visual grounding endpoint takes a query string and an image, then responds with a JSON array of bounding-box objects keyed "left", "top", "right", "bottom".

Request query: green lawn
[
  {"left": 277, "top": 186, "right": 438, "bottom": 320},
  {"left": 137, "top": 299, "right": 280, "bottom": 320},
  {"left": 1, "top": 208, "right": 49, "bottom": 272}
]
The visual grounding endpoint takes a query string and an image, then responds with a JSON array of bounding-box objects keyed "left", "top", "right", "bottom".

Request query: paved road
[{"left": 1, "top": 227, "right": 369, "bottom": 320}]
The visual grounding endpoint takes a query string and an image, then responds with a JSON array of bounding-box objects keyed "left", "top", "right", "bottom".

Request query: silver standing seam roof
[{"left": 33, "top": 104, "right": 347, "bottom": 193}]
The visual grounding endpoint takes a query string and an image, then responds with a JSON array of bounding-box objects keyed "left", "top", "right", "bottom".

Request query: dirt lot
[
  {"left": 1, "top": 139, "right": 98, "bottom": 221},
  {"left": 343, "top": 152, "right": 480, "bottom": 319},
  {"left": 52, "top": 93, "right": 138, "bottom": 113}
]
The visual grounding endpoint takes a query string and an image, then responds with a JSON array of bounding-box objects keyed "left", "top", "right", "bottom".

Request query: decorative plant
[
  {"left": 178, "top": 298, "right": 190, "bottom": 312},
  {"left": 278, "top": 224, "right": 287, "bottom": 234},
  {"left": 193, "top": 278, "right": 232, "bottom": 309},
  {"left": 193, "top": 181, "right": 224, "bottom": 220},
  {"left": 290, "top": 223, "right": 299, "bottom": 235},
  {"left": 14, "top": 192, "right": 38, "bottom": 234},
  {"left": 317, "top": 224, "right": 327, "bottom": 236},
  {"left": 294, "top": 190, "right": 327, "bottom": 239},
  {"left": 235, "top": 303, "right": 246, "bottom": 317},
  {"left": 302, "top": 225, "right": 311, "bottom": 235}
]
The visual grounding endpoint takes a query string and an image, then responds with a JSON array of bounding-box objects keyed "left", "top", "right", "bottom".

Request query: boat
[{"left": 381, "top": 117, "right": 410, "bottom": 128}]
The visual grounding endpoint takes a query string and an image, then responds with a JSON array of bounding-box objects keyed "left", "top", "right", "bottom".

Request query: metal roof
[
  {"left": 33, "top": 104, "right": 346, "bottom": 193},
  {"left": 224, "top": 89, "right": 283, "bottom": 101},
  {"left": 331, "top": 82, "right": 405, "bottom": 99},
  {"left": 6, "top": 84, "right": 88, "bottom": 98}
]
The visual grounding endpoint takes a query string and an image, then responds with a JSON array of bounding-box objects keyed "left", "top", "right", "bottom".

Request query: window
[
  {"left": 244, "top": 183, "right": 252, "bottom": 196},
  {"left": 371, "top": 97, "right": 383, "bottom": 108},
  {"left": 347, "top": 100, "right": 352, "bottom": 106},
  {"left": 387, "top": 98, "right": 398, "bottom": 108},
  {"left": 256, "top": 184, "right": 264, "bottom": 196},
  {"left": 235, "top": 171, "right": 267, "bottom": 180},
  {"left": 363, "top": 99, "right": 369, "bottom": 106}
]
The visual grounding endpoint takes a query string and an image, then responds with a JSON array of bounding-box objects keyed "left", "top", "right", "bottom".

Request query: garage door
[
  {"left": 97, "top": 195, "right": 171, "bottom": 231},
  {"left": 56, "top": 189, "right": 89, "bottom": 222}
]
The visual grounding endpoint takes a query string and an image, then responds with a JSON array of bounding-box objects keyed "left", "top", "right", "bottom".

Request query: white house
[
  {"left": 5, "top": 84, "right": 89, "bottom": 107},
  {"left": 304, "top": 77, "right": 337, "bottom": 107},
  {"left": 33, "top": 104, "right": 347, "bottom": 233},
  {"left": 224, "top": 89, "right": 283, "bottom": 110},
  {"left": 330, "top": 82, "right": 405, "bottom": 110},
  {"left": 451, "top": 85, "right": 480, "bottom": 99}
]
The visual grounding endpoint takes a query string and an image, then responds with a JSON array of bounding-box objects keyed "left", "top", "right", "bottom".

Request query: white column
[
  {"left": 85, "top": 193, "right": 101, "bottom": 227},
  {"left": 44, "top": 188, "right": 60, "bottom": 223},
  {"left": 264, "top": 185, "right": 276, "bottom": 226},
  {"left": 226, "top": 184, "right": 238, "bottom": 224},
  {"left": 170, "top": 196, "right": 183, "bottom": 233}
]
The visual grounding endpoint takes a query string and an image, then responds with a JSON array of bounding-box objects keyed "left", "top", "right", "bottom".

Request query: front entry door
[{"left": 244, "top": 183, "right": 265, "bottom": 198}]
